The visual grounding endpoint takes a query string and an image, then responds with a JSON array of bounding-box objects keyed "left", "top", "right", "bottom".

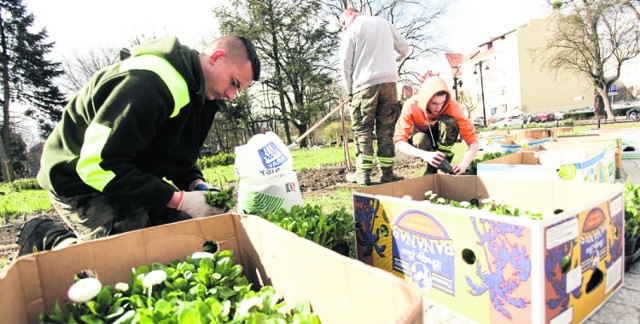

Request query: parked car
[
  {"left": 523, "top": 114, "right": 538, "bottom": 124},
  {"left": 536, "top": 112, "right": 555, "bottom": 122},
  {"left": 492, "top": 115, "right": 524, "bottom": 128},
  {"left": 565, "top": 106, "right": 595, "bottom": 120},
  {"left": 473, "top": 117, "right": 485, "bottom": 128},
  {"left": 554, "top": 112, "right": 565, "bottom": 120},
  {"left": 613, "top": 102, "right": 640, "bottom": 121},
  {"left": 627, "top": 108, "right": 640, "bottom": 121}
]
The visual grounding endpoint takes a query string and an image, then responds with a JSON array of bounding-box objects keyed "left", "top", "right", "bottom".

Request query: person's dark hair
[
  {"left": 210, "top": 35, "right": 261, "bottom": 81},
  {"left": 238, "top": 36, "right": 261, "bottom": 81},
  {"left": 433, "top": 90, "right": 449, "bottom": 103}
]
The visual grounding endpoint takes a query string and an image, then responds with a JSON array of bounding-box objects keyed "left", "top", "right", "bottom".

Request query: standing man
[
  {"left": 394, "top": 75, "right": 478, "bottom": 175},
  {"left": 594, "top": 89, "right": 605, "bottom": 119},
  {"left": 18, "top": 35, "right": 261, "bottom": 256},
  {"left": 339, "top": 7, "right": 409, "bottom": 185}
]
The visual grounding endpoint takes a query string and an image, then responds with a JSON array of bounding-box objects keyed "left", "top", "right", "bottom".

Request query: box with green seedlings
[
  {"left": 353, "top": 174, "right": 624, "bottom": 324},
  {"left": 0, "top": 214, "right": 423, "bottom": 323}
]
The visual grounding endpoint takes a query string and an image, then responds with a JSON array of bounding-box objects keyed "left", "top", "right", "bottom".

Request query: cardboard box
[
  {"left": 552, "top": 134, "right": 622, "bottom": 178},
  {"left": 478, "top": 135, "right": 507, "bottom": 152},
  {"left": 508, "top": 128, "right": 552, "bottom": 140},
  {"left": 0, "top": 214, "right": 423, "bottom": 324},
  {"left": 547, "top": 127, "right": 574, "bottom": 137},
  {"left": 353, "top": 175, "right": 624, "bottom": 324},
  {"left": 478, "top": 141, "right": 616, "bottom": 183},
  {"left": 595, "top": 128, "right": 640, "bottom": 160},
  {"left": 487, "top": 137, "right": 552, "bottom": 154}
]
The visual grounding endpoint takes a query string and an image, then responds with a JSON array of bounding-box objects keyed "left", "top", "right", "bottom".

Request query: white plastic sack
[{"left": 235, "top": 132, "right": 303, "bottom": 214}]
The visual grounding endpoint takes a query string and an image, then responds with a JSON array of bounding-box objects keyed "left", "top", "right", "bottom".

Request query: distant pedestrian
[
  {"left": 339, "top": 7, "right": 409, "bottom": 185},
  {"left": 594, "top": 90, "right": 605, "bottom": 119}
]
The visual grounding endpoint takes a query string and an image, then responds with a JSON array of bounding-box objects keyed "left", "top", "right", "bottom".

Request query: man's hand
[
  {"left": 177, "top": 191, "right": 225, "bottom": 218},
  {"left": 451, "top": 162, "right": 470, "bottom": 175},
  {"left": 421, "top": 151, "right": 446, "bottom": 168}
]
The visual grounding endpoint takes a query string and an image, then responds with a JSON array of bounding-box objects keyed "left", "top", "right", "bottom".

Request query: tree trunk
[
  {"left": 0, "top": 133, "right": 12, "bottom": 182},
  {"left": 0, "top": 11, "right": 15, "bottom": 182},
  {"left": 600, "top": 87, "right": 616, "bottom": 121}
]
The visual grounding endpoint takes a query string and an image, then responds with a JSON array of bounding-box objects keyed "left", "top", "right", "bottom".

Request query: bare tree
[
  {"left": 59, "top": 34, "right": 157, "bottom": 94},
  {"left": 457, "top": 90, "right": 478, "bottom": 119},
  {"left": 538, "top": 0, "right": 640, "bottom": 121},
  {"left": 59, "top": 46, "right": 121, "bottom": 94},
  {"left": 322, "top": 0, "right": 449, "bottom": 85}
]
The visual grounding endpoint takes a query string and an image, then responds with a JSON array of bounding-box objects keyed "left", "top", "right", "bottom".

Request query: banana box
[
  {"left": 478, "top": 141, "right": 615, "bottom": 183},
  {"left": 353, "top": 175, "right": 624, "bottom": 324},
  {"left": 595, "top": 128, "right": 640, "bottom": 160},
  {"left": 552, "top": 135, "right": 622, "bottom": 178}
]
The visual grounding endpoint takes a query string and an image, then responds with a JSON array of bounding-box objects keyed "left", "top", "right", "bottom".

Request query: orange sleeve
[{"left": 394, "top": 100, "right": 414, "bottom": 144}]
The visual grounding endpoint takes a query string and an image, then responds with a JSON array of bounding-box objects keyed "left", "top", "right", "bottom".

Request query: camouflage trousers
[
  {"left": 411, "top": 115, "right": 459, "bottom": 174},
  {"left": 48, "top": 191, "right": 191, "bottom": 242},
  {"left": 349, "top": 82, "right": 401, "bottom": 171}
]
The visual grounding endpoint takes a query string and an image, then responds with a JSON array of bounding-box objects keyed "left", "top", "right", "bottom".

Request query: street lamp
[
  {"left": 452, "top": 76, "right": 463, "bottom": 101},
  {"left": 474, "top": 60, "right": 489, "bottom": 127}
]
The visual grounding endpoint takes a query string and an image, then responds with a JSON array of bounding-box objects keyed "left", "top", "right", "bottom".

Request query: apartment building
[{"left": 456, "top": 17, "right": 594, "bottom": 120}]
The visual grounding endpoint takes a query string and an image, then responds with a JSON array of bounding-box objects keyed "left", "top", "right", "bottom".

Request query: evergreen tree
[{"left": 0, "top": 0, "right": 66, "bottom": 182}]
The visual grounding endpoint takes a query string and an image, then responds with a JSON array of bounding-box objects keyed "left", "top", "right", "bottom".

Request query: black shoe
[
  {"left": 380, "top": 172, "right": 404, "bottom": 183},
  {"left": 17, "top": 216, "right": 75, "bottom": 256},
  {"left": 346, "top": 170, "right": 372, "bottom": 185}
]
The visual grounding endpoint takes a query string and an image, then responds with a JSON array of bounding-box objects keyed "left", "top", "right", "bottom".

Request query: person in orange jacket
[{"left": 393, "top": 75, "right": 479, "bottom": 175}]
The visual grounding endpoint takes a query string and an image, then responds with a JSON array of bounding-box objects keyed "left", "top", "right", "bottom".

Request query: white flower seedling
[
  {"left": 143, "top": 270, "right": 167, "bottom": 288},
  {"left": 143, "top": 269, "right": 167, "bottom": 299},
  {"left": 237, "top": 296, "right": 264, "bottom": 317},
  {"left": 115, "top": 282, "right": 129, "bottom": 292},
  {"left": 192, "top": 251, "right": 215, "bottom": 259},
  {"left": 68, "top": 277, "right": 102, "bottom": 303}
]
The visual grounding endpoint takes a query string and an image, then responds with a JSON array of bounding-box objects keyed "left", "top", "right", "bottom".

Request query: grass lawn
[{"left": 3, "top": 121, "right": 639, "bottom": 223}]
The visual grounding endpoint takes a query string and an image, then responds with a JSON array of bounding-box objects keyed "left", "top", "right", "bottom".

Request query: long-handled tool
[
  {"left": 287, "top": 98, "right": 351, "bottom": 150},
  {"left": 340, "top": 103, "right": 353, "bottom": 171}
]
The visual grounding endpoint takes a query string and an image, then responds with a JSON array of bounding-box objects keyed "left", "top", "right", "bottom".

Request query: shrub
[
  {"left": 198, "top": 152, "right": 236, "bottom": 169},
  {"left": 10, "top": 178, "right": 41, "bottom": 192},
  {"left": 321, "top": 121, "right": 352, "bottom": 144}
]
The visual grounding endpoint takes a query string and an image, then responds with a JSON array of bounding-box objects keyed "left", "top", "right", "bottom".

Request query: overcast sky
[
  {"left": 23, "top": 0, "right": 222, "bottom": 58},
  {"left": 442, "top": 0, "right": 551, "bottom": 54},
  {"left": 24, "top": 0, "right": 551, "bottom": 60}
]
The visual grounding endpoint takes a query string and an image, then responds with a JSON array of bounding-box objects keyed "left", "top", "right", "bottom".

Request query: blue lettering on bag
[{"left": 259, "top": 141, "right": 288, "bottom": 169}]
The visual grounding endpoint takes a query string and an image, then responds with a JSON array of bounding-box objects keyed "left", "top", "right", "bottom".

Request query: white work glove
[{"left": 177, "top": 191, "right": 225, "bottom": 219}]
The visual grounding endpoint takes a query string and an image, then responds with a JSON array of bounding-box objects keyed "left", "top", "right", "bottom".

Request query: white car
[{"left": 492, "top": 116, "right": 524, "bottom": 128}]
